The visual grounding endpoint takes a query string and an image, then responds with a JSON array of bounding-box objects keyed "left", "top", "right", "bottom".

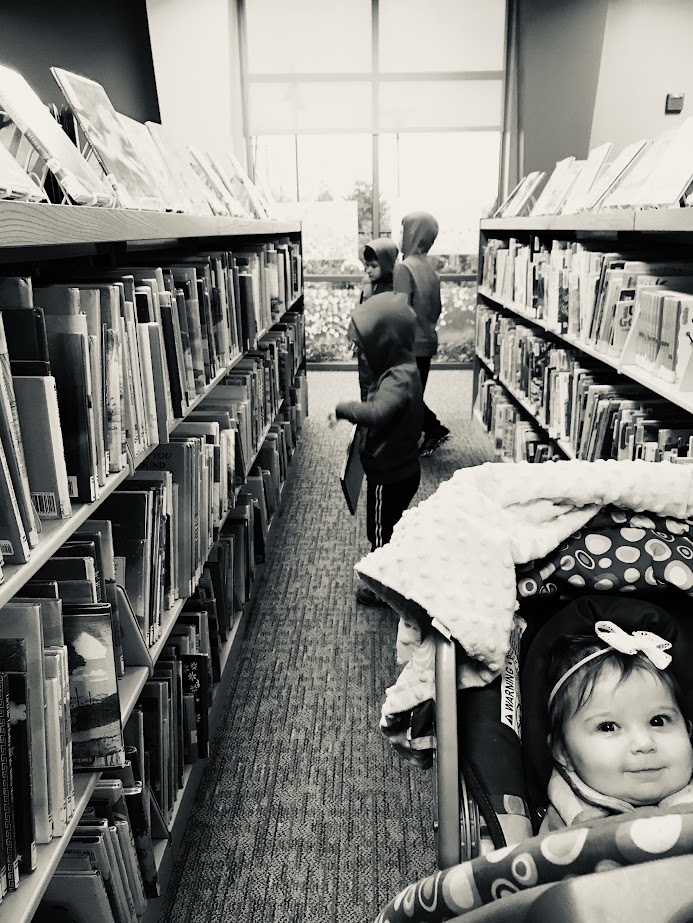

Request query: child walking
[
  {"left": 330, "top": 291, "right": 423, "bottom": 607},
  {"left": 542, "top": 620, "right": 693, "bottom": 831},
  {"left": 393, "top": 211, "right": 450, "bottom": 456}
]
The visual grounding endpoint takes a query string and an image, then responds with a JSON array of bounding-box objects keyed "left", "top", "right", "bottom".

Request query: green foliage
[{"left": 304, "top": 279, "right": 478, "bottom": 363}]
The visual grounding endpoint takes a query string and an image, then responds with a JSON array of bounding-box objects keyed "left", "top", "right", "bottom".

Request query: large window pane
[
  {"left": 379, "top": 0, "right": 506, "bottom": 72},
  {"left": 380, "top": 132, "right": 501, "bottom": 257},
  {"left": 245, "top": 0, "right": 371, "bottom": 74},
  {"left": 249, "top": 82, "right": 372, "bottom": 134},
  {"left": 380, "top": 81, "right": 502, "bottom": 131}
]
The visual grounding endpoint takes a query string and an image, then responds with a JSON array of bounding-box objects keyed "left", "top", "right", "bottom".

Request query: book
[
  {"left": 0, "top": 139, "right": 46, "bottom": 202},
  {"left": 582, "top": 139, "right": 648, "bottom": 211},
  {"left": 42, "top": 311, "right": 98, "bottom": 502},
  {"left": 0, "top": 313, "right": 39, "bottom": 548},
  {"left": 0, "top": 601, "right": 51, "bottom": 843},
  {"left": 98, "top": 491, "right": 153, "bottom": 645},
  {"left": 145, "top": 122, "right": 213, "bottom": 215},
  {"left": 180, "top": 653, "right": 210, "bottom": 759},
  {"left": 40, "top": 869, "right": 117, "bottom": 923},
  {"left": 117, "top": 111, "right": 182, "bottom": 212},
  {"left": 14, "top": 375, "right": 72, "bottom": 519},
  {"left": 62, "top": 604, "right": 125, "bottom": 770},
  {"left": 0, "top": 64, "right": 114, "bottom": 206},
  {"left": 0, "top": 639, "right": 36, "bottom": 877},
  {"left": 340, "top": 425, "right": 364, "bottom": 516},
  {"left": 0, "top": 672, "right": 18, "bottom": 890},
  {"left": 51, "top": 68, "right": 155, "bottom": 211}
]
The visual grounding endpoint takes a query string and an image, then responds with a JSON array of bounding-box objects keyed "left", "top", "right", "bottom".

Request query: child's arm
[{"left": 335, "top": 371, "right": 407, "bottom": 428}]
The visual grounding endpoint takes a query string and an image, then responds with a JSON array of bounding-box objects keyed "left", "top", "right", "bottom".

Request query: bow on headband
[
  {"left": 595, "top": 620, "right": 672, "bottom": 669},
  {"left": 548, "top": 620, "right": 673, "bottom": 708}
]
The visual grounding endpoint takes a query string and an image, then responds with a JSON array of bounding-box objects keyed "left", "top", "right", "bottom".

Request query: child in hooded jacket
[
  {"left": 351, "top": 237, "right": 400, "bottom": 401},
  {"left": 393, "top": 211, "right": 450, "bottom": 456},
  {"left": 330, "top": 291, "right": 423, "bottom": 607},
  {"left": 359, "top": 237, "right": 399, "bottom": 303}
]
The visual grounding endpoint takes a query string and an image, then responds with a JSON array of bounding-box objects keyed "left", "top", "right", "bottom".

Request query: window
[{"left": 239, "top": 0, "right": 508, "bottom": 361}]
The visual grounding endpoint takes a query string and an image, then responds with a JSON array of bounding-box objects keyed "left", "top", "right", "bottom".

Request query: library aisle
[{"left": 161, "top": 369, "right": 494, "bottom": 923}]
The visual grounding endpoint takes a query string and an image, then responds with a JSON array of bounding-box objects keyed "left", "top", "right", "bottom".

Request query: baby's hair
[
  {"left": 547, "top": 633, "right": 683, "bottom": 756},
  {"left": 363, "top": 245, "right": 377, "bottom": 262}
]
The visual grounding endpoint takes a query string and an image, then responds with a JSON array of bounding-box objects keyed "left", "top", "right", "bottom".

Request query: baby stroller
[{"left": 360, "top": 461, "right": 693, "bottom": 922}]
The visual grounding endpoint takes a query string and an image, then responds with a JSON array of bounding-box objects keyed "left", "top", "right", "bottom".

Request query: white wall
[
  {"left": 590, "top": 0, "right": 693, "bottom": 149},
  {"left": 145, "top": 0, "right": 245, "bottom": 160}
]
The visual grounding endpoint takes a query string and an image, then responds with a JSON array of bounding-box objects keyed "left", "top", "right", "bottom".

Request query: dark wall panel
[
  {"left": 0, "top": 0, "right": 160, "bottom": 121},
  {"left": 517, "top": 0, "right": 608, "bottom": 174}
]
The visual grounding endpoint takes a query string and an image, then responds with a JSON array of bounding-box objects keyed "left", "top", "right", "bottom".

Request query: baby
[{"left": 541, "top": 620, "right": 693, "bottom": 831}]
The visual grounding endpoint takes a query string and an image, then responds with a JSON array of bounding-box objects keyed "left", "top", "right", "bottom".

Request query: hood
[
  {"left": 350, "top": 291, "right": 417, "bottom": 377},
  {"left": 363, "top": 238, "right": 399, "bottom": 277},
  {"left": 401, "top": 211, "right": 439, "bottom": 258}
]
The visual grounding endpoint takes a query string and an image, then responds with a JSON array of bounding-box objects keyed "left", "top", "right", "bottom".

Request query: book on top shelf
[
  {"left": 560, "top": 142, "right": 614, "bottom": 214},
  {"left": 117, "top": 111, "right": 185, "bottom": 213},
  {"left": 0, "top": 63, "right": 114, "bottom": 206},
  {"left": 0, "top": 138, "right": 47, "bottom": 202},
  {"left": 601, "top": 119, "right": 693, "bottom": 209},
  {"left": 497, "top": 171, "right": 546, "bottom": 218},
  {"left": 530, "top": 157, "right": 582, "bottom": 216},
  {"left": 145, "top": 122, "right": 214, "bottom": 216},
  {"left": 51, "top": 67, "right": 157, "bottom": 211},
  {"left": 581, "top": 138, "right": 648, "bottom": 211}
]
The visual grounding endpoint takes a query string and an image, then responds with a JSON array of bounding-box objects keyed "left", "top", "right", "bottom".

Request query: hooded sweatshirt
[
  {"left": 393, "top": 211, "right": 443, "bottom": 357},
  {"left": 359, "top": 237, "right": 399, "bottom": 303},
  {"left": 336, "top": 292, "right": 423, "bottom": 484}
]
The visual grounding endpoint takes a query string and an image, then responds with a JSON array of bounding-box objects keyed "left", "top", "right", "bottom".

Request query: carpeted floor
[{"left": 160, "top": 368, "right": 494, "bottom": 923}]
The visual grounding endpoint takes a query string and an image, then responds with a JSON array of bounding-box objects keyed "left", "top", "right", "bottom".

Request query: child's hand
[{"left": 327, "top": 411, "right": 339, "bottom": 428}]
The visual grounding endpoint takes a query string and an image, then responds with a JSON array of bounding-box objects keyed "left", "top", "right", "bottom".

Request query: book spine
[{"left": 0, "top": 674, "right": 18, "bottom": 890}]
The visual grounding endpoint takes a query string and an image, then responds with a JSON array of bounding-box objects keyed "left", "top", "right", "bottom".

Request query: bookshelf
[
  {"left": 0, "top": 202, "right": 305, "bottom": 923},
  {"left": 474, "top": 209, "right": 693, "bottom": 463}
]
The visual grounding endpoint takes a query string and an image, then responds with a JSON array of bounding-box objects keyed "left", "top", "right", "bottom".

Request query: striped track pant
[{"left": 366, "top": 470, "right": 421, "bottom": 552}]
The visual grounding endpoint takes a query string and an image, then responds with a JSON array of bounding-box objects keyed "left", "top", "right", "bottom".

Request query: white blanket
[{"left": 355, "top": 460, "right": 693, "bottom": 725}]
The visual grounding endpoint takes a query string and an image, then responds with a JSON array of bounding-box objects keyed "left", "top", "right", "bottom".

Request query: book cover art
[
  {"left": 0, "top": 139, "right": 46, "bottom": 202},
  {"left": 62, "top": 605, "right": 125, "bottom": 770},
  {"left": 180, "top": 653, "right": 210, "bottom": 759},
  {"left": 0, "top": 64, "right": 114, "bottom": 206},
  {"left": 51, "top": 68, "right": 155, "bottom": 210}
]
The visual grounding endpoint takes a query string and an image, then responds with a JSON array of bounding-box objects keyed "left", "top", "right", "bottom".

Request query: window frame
[{"left": 237, "top": 0, "right": 514, "bottom": 257}]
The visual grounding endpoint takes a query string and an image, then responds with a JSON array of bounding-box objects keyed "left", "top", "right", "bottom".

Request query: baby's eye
[
  {"left": 596, "top": 721, "right": 617, "bottom": 733},
  {"left": 650, "top": 714, "right": 671, "bottom": 727}
]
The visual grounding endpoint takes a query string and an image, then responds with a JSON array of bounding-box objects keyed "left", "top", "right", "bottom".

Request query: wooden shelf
[
  {"left": 0, "top": 201, "right": 300, "bottom": 251},
  {"left": 480, "top": 211, "right": 637, "bottom": 234},
  {"left": 0, "top": 453, "right": 153, "bottom": 610},
  {"left": 0, "top": 200, "right": 304, "bottom": 923},
  {"left": 478, "top": 286, "right": 693, "bottom": 420}
]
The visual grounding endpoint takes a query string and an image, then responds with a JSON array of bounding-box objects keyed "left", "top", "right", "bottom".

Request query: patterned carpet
[{"left": 160, "top": 369, "right": 495, "bottom": 923}]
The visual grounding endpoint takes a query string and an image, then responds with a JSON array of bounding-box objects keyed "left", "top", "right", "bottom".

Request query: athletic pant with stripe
[{"left": 366, "top": 470, "right": 421, "bottom": 552}]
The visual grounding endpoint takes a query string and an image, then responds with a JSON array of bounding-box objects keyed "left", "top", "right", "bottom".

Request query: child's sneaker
[
  {"left": 355, "top": 585, "right": 388, "bottom": 607},
  {"left": 419, "top": 428, "right": 450, "bottom": 457}
]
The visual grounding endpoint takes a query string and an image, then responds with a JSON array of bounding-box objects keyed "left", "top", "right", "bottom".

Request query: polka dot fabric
[
  {"left": 516, "top": 506, "right": 693, "bottom": 599},
  {"left": 374, "top": 804, "right": 693, "bottom": 922}
]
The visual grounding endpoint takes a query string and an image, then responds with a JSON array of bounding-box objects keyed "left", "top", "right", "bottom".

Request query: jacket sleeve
[
  {"left": 392, "top": 263, "right": 414, "bottom": 304},
  {"left": 336, "top": 374, "right": 406, "bottom": 428}
]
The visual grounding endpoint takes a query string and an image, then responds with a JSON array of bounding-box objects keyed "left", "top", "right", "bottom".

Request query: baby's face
[{"left": 560, "top": 667, "right": 693, "bottom": 806}]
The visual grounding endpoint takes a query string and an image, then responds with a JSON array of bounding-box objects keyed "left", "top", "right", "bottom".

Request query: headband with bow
[{"left": 548, "top": 619, "right": 672, "bottom": 708}]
